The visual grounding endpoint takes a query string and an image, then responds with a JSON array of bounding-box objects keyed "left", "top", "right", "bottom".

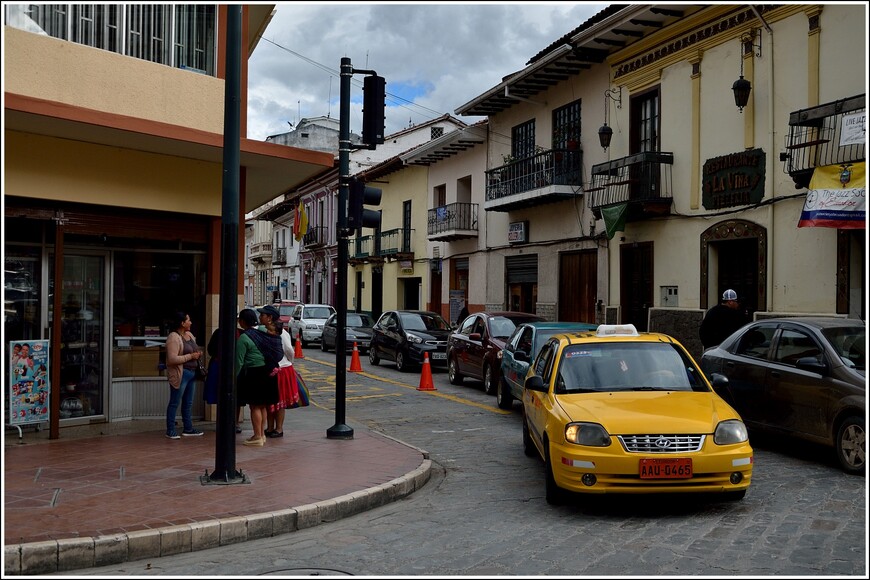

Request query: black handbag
[{"left": 196, "top": 357, "right": 208, "bottom": 379}]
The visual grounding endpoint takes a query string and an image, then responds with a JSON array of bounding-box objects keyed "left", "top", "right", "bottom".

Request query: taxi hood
[{"left": 556, "top": 391, "right": 740, "bottom": 434}]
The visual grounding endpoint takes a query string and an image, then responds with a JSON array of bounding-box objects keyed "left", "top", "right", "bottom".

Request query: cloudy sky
[{"left": 246, "top": 2, "right": 609, "bottom": 141}]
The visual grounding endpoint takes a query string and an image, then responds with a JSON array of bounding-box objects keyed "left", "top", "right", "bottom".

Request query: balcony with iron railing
[
  {"left": 484, "top": 148, "right": 582, "bottom": 212},
  {"left": 272, "top": 247, "right": 287, "bottom": 265},
  {"left": 427, "top": 202, "right": 478, "bottom": 241},
  {"left": 249, "top": 241, "right": 272, "bottom": 263},
  {"left": 303, "top": 226, "right": 328, "bottom": 248},
  {"left": 379, "top": 228, "right": 414, "bottom": 258},
  {"left": 346, "top": 228, "right": 415, "bottom": 264},
  {"left": 781, "top": 94, "right": 865, "bottom": 190},
  {"left": 347, "top": 235, "right": 373, "bottom": 263},
  {"left": 587, "top": 152, "right": 674, "bottom": 220}
]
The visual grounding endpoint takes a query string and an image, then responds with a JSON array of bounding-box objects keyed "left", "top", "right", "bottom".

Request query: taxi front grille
[{"left": 618, "top": 434, "right": 705, "bottom": 453}]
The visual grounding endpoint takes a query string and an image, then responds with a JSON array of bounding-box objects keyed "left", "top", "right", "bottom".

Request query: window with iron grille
[
  {"left": 552, "top": 100, "right": 581, "bottom": 149},
  {"left": 431, "top": 127, "right": 444, "bottom": 139},
  {"left": 512, "top": 120, "right": 536, "bottom": 160},
  {"left": 8, "top": 4, "right": 216, "bottom": 76}
]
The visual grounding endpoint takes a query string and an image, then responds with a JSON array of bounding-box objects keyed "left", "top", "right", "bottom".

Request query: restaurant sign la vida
[{"left": 702, "top": 148, "right": 766, "bottom": 210}]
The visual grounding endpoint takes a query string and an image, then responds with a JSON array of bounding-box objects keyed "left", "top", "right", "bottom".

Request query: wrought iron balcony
[
  {"left": 781, "top": 94, "right": 865, "bottom": 190},
  {"left": 587, "top": 152, "right": 674, "bottom": 220},
  {"left": 272, "top": 247, "right": 287, "bottom": 265},
  {"left": 428, "top": 202, "right": 478, "bottom": 241},
  {"left": 303, "top": 226, "right": 327, "bottom": 248},
  {"left": 379, "top": 228, "right": 414, "bottom": 259},
  {"left": 249, "top": 241, "right": 272, "bottom": 263},
  {"left": 347, "top": 235, "right": 374, "bottom": 265},
  {"left": 484, "top": 148, "right": 583, "bottom": 212}
]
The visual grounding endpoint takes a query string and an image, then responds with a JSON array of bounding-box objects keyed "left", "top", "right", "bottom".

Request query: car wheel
[
  {"left": 369, "top": 347, "right": 380, "bottom": 366},
  {"left": 835, "top": 415, "right": 865, "bottom": 474},
  {"left": 497, "top": 377, "right": 514, "bottom": 410},
  {"left": 320, "top": 339, "right": 329, "bottom": 352},
  {"left": 448, "top": 357, "right": 463, "bottom": 385},
  {"left": 396, "top": 351, "right": 410, "bottom": 373},
  {"left": 544, "top": 439, "right": 566, "bottom": 505},
  {"left": 483, "top": 365, "right": 497, "bottom": 395},
  {"left": 522, "top": 412, "right": 536, "bottom": 458}
]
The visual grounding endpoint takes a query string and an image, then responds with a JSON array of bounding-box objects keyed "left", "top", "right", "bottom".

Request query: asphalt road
[{"left": 62, "top": 347, "right": 867, "bottom": 576}]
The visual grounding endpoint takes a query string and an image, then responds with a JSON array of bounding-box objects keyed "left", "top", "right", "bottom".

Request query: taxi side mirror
[{"left": 525, "top": 374, "right": 547, "bottom": 392}]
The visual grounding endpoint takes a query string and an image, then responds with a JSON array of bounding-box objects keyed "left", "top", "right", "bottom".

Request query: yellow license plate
[{"left": 639, "top": 457, "right": 693, "bottom": 479}]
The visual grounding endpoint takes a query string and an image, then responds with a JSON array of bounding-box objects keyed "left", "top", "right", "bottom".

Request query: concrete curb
[{"left": 4, "top": 459, "right": 432, "bottom": 575}]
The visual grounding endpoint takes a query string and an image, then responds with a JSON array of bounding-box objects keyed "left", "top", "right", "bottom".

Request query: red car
[{"left": 446, "top": 311, "right": 545, "bottom": 395}]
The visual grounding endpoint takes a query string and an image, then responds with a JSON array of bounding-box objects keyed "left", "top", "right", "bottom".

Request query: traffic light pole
[
  {"left": 327, "top": 57, "right": 356, "bottom": 440},
  {"left": 328, "top": 57, "right": 383, "bottom": 440}
]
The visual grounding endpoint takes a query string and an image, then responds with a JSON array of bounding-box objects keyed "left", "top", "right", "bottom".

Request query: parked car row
[{"left": 297, "top": 305, "right": 866, "bottom": 489}]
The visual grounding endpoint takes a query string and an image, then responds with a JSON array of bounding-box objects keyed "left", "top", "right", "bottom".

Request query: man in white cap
[{"left": 700, "top": 289, "right": 748, "bottom": 349}]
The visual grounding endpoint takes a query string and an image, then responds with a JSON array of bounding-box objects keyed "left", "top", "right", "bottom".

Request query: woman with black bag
[{"left": 235, "top": 308, "right": 281, "bottom": 446}]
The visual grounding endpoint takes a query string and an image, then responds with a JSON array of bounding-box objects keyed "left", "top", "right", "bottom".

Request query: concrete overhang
[{"left": 4, "top": 92, "right": 335, "bottom": 213}]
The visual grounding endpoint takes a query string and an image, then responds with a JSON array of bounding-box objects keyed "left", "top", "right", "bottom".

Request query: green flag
[{"left": 601, "top": 203, "right": 628, "bottom": 240}]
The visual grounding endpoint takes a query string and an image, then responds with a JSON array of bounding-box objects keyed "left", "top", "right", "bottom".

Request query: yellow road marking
[{"left": 296, "top": 358, "right": 511, "bottom": 415}]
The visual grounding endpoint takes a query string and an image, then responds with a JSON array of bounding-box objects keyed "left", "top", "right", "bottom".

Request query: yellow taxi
[{"left": 522, "top": 324, "right": 753, "bottom": 504}]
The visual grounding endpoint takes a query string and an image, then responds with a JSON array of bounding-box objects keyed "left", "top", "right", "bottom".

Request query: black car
[
  {"left": 700, "top": 317, "right": 865, "bottom": 474},
  {"left": 320, "top": 312, "right": 375, "bottom": 353},
  {"left": 369, "top": 310, "right": 452, "bottom": 372}
]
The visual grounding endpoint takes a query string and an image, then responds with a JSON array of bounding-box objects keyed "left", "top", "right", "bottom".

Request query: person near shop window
[
  {"left": 257, "top": 304, "right": 295, "bottom": 438},
  {"left": 235, "top": 308, "right": 281, "bottom": 446},
  {"left": 165, "top": 311, "right": 204, "bottom": 439}
]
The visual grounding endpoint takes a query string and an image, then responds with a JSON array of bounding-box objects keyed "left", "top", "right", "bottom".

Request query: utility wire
[{"left": 262, "top": 37, "right": 447, "bottom": 121}]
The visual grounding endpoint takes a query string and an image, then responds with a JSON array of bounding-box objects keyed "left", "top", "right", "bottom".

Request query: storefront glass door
[{"left": 54, "top": 254, "right": 107, "bottom": 419}]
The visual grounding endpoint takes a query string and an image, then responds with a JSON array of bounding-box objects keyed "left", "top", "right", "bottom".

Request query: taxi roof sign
[{"left": 596, "top": 324, "right": 639, "bottom": 337}]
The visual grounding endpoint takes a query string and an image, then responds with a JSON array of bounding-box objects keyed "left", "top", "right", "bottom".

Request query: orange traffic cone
[
  {"left": 349, "top": 342, "right": 362, "bottom": 372},
  {"left": 294, "top": 331, "right": 305, "bottom": 360},
  {"left": 417, "top": 352, "right": 436, "bottom": 391}
]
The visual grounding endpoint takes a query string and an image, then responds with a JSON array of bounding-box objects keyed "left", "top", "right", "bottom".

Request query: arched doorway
[{"left": 700, "top": 219, "right": 766, "bottom": 316}]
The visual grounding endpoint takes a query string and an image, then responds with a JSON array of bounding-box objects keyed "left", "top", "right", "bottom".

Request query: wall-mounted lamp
[
  {"left": 598, "top": 87, "right": 622, "bottom": 150},
  {"left": 732, "top": 30, "right": 761, "bottom": 113}
]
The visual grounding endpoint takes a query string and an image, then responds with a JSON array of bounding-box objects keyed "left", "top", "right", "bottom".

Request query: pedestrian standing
[
  {"left": 235, "top": 308, "right": 281, "bottom": 446},
  {"left": 165, "top": 311, "right": 204, "bottom": 439},
  {"left": 258, "top": 305, "right": 295, "bottom": 438},
  {"left": 700, "top": 289, "right": 749, "bottom": 349}
]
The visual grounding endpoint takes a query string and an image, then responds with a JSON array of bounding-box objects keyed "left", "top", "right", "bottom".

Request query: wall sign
[
  {"left": 508, "top": 221, "right": 529, "bottom": 244},
  {"left": 702, "top": 148, "right": 765, "bottom": 210}
]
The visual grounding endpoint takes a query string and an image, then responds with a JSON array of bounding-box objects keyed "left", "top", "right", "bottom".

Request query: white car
[{"left": 288, "top": 303, "right": 336, "bottom": 347}]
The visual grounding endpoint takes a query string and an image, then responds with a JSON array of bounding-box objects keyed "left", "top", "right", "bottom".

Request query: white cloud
[{"left": 247, "top": 2, "right": 608, "bottom": 141}]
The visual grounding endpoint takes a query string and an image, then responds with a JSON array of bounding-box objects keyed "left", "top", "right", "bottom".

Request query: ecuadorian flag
[{"left": 798, "top": 162, "right": 866, "bottom": 229}]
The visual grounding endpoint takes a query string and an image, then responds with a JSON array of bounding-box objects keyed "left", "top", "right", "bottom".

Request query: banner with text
[{"left": 798, "top": 162, "right": 865, "bottom": 229}]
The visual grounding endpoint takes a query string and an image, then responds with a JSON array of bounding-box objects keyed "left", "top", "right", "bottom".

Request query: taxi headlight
[
  {"left": 565, "top": 422, "right": 611, "bottom": 447},
  {"left": 406, "top": 332, "right": 423, "bottom": 344},
  {"left": 714, "top": 420, "right": 749, "bottom": 445}
]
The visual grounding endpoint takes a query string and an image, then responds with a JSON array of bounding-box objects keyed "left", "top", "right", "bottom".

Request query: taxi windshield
[{"left": 554, "top": 342, "right": 706, "bottom": 394}]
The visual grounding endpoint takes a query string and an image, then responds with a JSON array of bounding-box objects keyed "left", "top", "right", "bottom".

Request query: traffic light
[
  {"left": 348, "top": 177, "right": 382, "bottom": 233},
  {"left": 362, "top": 75, "right": 386, "bottom": 147}
]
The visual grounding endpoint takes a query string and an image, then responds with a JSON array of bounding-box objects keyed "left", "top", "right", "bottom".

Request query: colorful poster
[
  {"left": 8, "top": 340, "right": 50, "bottom": 425},
  {"left": 798, "top": 162, "right": 866, "bottom": 229}
]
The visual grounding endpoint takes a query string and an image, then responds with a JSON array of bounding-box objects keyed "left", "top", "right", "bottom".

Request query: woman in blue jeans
[{"left": 165, "top": 311, "right": 204, "bottom": 439}]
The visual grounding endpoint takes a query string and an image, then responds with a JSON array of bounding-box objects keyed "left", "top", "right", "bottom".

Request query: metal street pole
[
  {"left": 204, "top": 4, "right": 248, "bottom": 483},
  {"left": 327, "top": 57, "right": 354, "bottom": 440}
]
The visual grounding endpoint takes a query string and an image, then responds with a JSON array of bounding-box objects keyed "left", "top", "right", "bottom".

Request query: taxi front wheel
[{"left": 544, "top": 441, "right": 567, "bottom": 505}]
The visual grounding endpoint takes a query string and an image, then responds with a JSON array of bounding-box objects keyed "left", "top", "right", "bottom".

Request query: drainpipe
[{"left": 752, "top": 7, "right": 775, "bottom": 314}]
